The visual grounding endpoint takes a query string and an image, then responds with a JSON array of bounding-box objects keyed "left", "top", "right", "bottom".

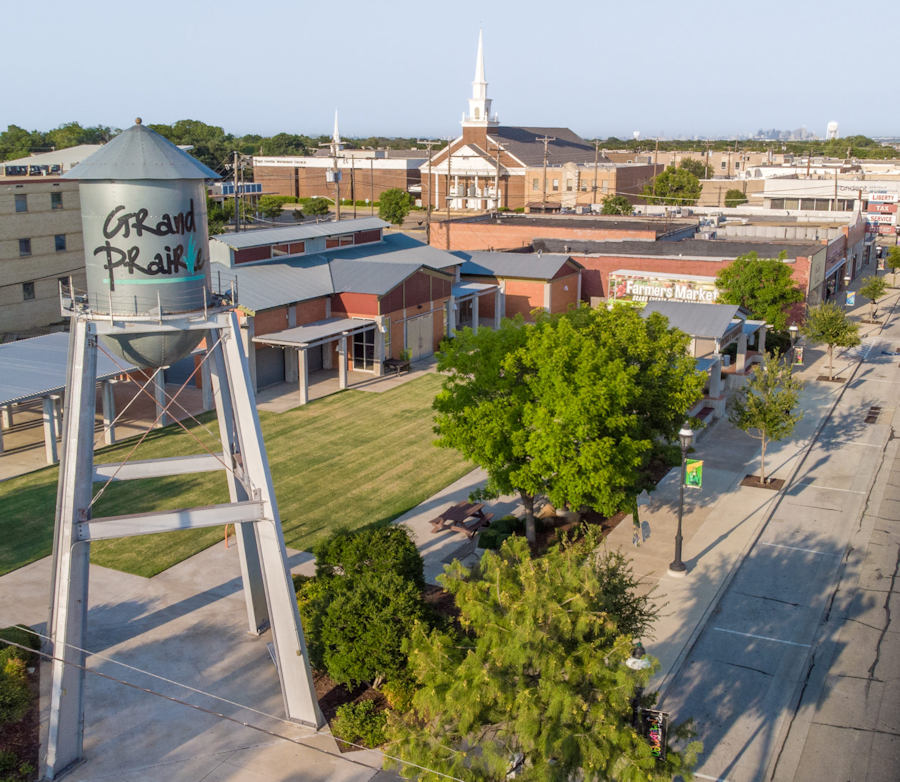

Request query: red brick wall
[
  {"left": 430, "top": 220, "right": 660, "bottom": 251},
  {"left": 332, "top": 292, "right": 379, "bottom": 317},
  {"left": 254, "top": 306, "right": 290, "bottom": 335},
  {"left": 549, "top": 273, "right": 580, "bottom": 313},
  {"left": 254, "top": 165, "right": 417, "bottom": 201},
  {"left": 504, "top": 279, "right": 546, "bottom": 320},
  {"left": 296, "top": 298, "right": 327, "bottom": 325}
]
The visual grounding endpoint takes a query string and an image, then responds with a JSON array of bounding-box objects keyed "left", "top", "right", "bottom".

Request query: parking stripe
[
  {"left": 759, "top": 541, "right": 839, "bottom": 557},
  {"left": 712, "top": 627, "right": 811, "bottom": 648}
]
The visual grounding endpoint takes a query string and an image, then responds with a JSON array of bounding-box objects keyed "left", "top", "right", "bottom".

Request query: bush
[
  {"left": 0, "top": 655, "right": 30, "bottom": 725},
  {"left": 0, "top": 626, "right": 39, "bottom": 666},
  {"left": 476, "top": 515, "right": 524, "bottom": 550},
  {"left": 380, "top": 674, "right": 415, "bottom": 712},
  {"left": 314, "top": 526, "right": 424, "bottom": 590},
  {"left": 724, "top": 188, "right": 748, "bottom": 208},
  {"left": 378, "top": 188, "right": 414, "bottom": 226},
  {"left": 331, "top": 700, "right": 387, "bottom": 748},
  {"left": 304, "top": 197, "right": 331, "bottom": 216}
]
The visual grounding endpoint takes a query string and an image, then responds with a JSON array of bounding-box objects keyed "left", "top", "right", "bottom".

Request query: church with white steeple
[{"left": 422, "top": 31, "right": 613, "bottom": 214}]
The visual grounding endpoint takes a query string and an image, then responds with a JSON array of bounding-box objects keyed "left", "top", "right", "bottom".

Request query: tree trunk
[
  {"left": 760, "top": 436, "right": 767, "bottom": 484},
  {"left": 828, "top": 344, "right": 834, "bottom": 380},
  {"left": 521, "top": 492, "right": 536, "bottom": 543},
  {"left": 871, "top": 301, "right": 877, "bottom": 322}
]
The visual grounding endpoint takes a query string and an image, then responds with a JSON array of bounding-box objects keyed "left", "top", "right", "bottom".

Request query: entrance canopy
[{"left": 253, "top": 317, "right": 377, "bottom": 350}]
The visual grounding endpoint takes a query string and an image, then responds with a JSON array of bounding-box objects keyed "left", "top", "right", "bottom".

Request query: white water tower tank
[{"left": 826, "top": 121, "right": 839, "bottom": 140}]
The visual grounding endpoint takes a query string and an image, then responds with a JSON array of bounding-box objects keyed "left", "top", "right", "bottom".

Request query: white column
[
  {"left": 51, "top": 394, "right": 63, "bottom": 442},
  {"left": 576, "top": 270, "right": 582, "bottom": 303},
  {"left": 447, "top": 298, "right": 457, "bottom": 335},
  {"left": 374, "top": 325, "right": 385, "bottom": 377},
  {"left": 153, "top": 371, "right": 167, "bottom": 428},
  {"left": 338, "top": 336, "right": 348, "bottom": 389},
  {"left": 494, "top": 288, "right": 503, "bottom": 329},
  {"left": 298, "top": 349, "right": 309, "bottom": 405},
  {"left": 241, "top": 316, "right": 257, "bottom": 391},
  {"left": 543, "top": 282, "right": 552, "bottom": 312},
  {"left": 757, "top": 327, "right": 767, "bottom": 355},
  {"left": 1, "top": 405, "right": 12, "bottom": 429},
  {"left": 201, "top": 358, "right": 213, "bottom": 412},
  {"left": 101, "top": 380, "right": 116, "bottom": 445},
  {"left": 43, "top": 396, "right": 58, "bottom": 464},
  {"left": 471, "top": 295, "right": 480, "bottom": 335},
  {"left": 737, "top": 333, "right": 748, "bottom": 372}
]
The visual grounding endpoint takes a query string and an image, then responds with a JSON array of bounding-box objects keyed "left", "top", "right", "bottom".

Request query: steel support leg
[
  {"left": 45, "top": 318, "right": 98, "bottom": 778},
  {"left": 220, "top": 312, "right": 323, "bottom": 727}
]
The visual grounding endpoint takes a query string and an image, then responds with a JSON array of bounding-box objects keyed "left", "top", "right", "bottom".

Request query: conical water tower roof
[{"left": 63, "top": 119, "right": 220, "bottom": 181}]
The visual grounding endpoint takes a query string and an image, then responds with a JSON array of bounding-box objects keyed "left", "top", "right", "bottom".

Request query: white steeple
[
  {"left": 462, "top": 30, "right": 497, "bottom": 127},
  {"left": 331, "top": 109, "right": 342, "bottom": 153}
]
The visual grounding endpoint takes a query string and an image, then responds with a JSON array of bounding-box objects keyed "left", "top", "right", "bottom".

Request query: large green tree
[
  {"left": 679, "top": 158, "right": 712, "bottom": 179},
  {"left": 433, "top": 307, "right": 703, "bottom": 542},
  {"left": 600, "top": 194, "right": 633, "bottom": 215},
  {"left": 728, "top": 351, "right": 803, "bottom": 485},
  {"left": 379, "top": 188, "right": 414, "bottom": 226},
  {"left": 149, "top": 119, "right": 232, "bottom": 170},
  {"left": 801, "top": 302, "right": 861, "bottom": 381},
  {"left": 724, "top": 188, "right": 748, "bottom": 208},
  {"left": 642, "top": 165, "right": 701, "bottom": 206},
  {"left": 885, "top": 247, "right": 900, "bottom": 287},
  {"left": 385, "top": 529, "right": 700, "bottom": 781},
  {"left": 715, "top": 251, "right": 804, "bottom": 331}
]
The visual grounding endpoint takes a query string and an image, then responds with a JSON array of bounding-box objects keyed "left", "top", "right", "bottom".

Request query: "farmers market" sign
[{"left": 608, "top": 271, "right": 719, "bottom": 303}]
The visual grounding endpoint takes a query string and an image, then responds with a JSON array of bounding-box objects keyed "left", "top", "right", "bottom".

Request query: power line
[{"left": 4, "top": 629, "right": 466, "bottom": 781}]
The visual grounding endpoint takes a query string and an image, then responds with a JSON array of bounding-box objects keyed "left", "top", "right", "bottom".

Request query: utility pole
[
  {"left": 705, "top": 140, "right": 711, "bottom": 180},
  {"left": 539, "top": 135, "right": 555, "bottom": 211},
  {"left": 233, "top": 151, "right": 241, "bottom": 232},
  {"left": 592, "top": 140, "right": 600, "bottom": 207},
  {"left": 833, "top": 168, "right": 838, "bottom": 211},
  {"left": 370, "top": 156, "right": 374, "bottom": 216},
  {"left": 350, "top": 157, "right": 356, "bottom": 219},
  {"left": 652, "top": 138, "right": 660, "bottom": 199},
  {"left": 417, "top": 139, "right": 438, "bottom": 244},
  {"left": 493, "top": 141, "right": 506, "bottom": 214}
]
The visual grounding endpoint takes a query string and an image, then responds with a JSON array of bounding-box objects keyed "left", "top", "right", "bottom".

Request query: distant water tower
[
  {"left": 826, "top": 121, "right": 839, "bottom": 140},
  {"left": 45, "top": 121, "right": 322, "bottom": 779}
]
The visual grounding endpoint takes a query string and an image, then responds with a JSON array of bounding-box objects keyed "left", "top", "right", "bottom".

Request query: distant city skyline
[{"left": 4, "top": 0, "right": 897, "bottom": 141}]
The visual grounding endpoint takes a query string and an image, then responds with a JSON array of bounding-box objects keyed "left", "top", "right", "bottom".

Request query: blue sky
[{"left": 5, "top": 0, "right": 895, "bottom": 140}]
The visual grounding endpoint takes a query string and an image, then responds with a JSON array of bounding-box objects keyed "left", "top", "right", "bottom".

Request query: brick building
[
  {"left": 420, "top": 32, "right": 660, "bottom": 214},
  {"left": 429, "top": 213, "right": 698, "bottom": 252}
]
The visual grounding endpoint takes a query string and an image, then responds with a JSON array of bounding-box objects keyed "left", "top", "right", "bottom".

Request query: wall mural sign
[{"left": 608, "top": 272, "right": 719, "bottom": 303}]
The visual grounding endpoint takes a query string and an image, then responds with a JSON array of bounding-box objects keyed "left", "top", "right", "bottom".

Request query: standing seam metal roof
[
  {"left": 62, "top": 123, "right": 219, "bottom": 181},
  {"left": 640, "top": 301, "right": 743, "bottom": 339},
  {"left": 215, "top": 218, "right": 389, "bottom": 249},
  {"left": 461, "top": 251, "right": 580, "bottom": 280}
]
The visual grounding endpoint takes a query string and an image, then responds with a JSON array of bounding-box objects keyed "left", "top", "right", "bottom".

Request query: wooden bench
[{"left": 384, "top": 358, "right": 411, "bottom": 375}]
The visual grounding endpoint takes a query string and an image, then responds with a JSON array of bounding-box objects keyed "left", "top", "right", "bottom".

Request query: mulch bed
[
  {"left": 816, "top": 375, "right": 846, "bottom": 383},
  {"left": 0, "top": 665, "right": 40, "bottom": 781},
  {"left": 740, "top": 475, "right": 785, "bottom": 490}
]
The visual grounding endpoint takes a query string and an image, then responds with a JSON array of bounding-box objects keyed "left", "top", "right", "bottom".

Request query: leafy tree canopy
[
  {"left": 728, "top": 351, "right": 803, "bottom": 484},
  {"left": 801, "top": 301, "right": 861, "bottom": 380},
  {"left": 434, "top": 307, "right": 704, "bottom": 539},
  {"left": 678, "top": 158, "right": 712, "bottom": 179},
  {"left": 385, "top": 529, "right": 700, "bottom": 781},
  {"left": 715, "top": 251, "right": 804, "bottom": 331},
  {"left": 378, "top": 188, "right": 414, "bottom": 225},
  {"left": 600, "top": 194, "right": 633, "bottom": 215},
  {"left": 724, "top": 188, "right": 748, "bottom": 208},
  {"left": 642, "top": 165, "right": 701, "bottom": 206},
  {"left": 304, "top": 197, "right": 331, "bottom": 216}
]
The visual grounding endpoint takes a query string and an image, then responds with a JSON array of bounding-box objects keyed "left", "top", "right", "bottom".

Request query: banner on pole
[
  {"left": 685, "top": 459, "right": 703, "bottom": 488},
  {"left": 793, "top": 346, "right": 804, "bottom": 366},
  {"left": 639, "top": 709, "right": 669, "bottom": 761},
  {"left": 846, "top": 291, "right": 856, "bottom": 307}
]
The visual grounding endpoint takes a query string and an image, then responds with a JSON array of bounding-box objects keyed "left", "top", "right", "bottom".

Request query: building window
[
  {"left": 51, "top": 192, "right": 63, "bottom": 210},
  {"left": 552, "top": 179, "right": 559, "bottom": 191},
  {"left": 22, "top": 281, "right": 35, "bottom": 301},
  {"left": 721, "top": 161, "right": 727, "bottom": 169},
  {"left": 19, "top": 238, "right": 31, "bottom": 256},
  {"left": 735, "top": 162, "right": 741, "bottom": 170},
  {"left": 532, "top": 178, "right": 539, "bottom": 190},
  {"left": 55, "top": 234, "right": 66, "bottom": 251},
  {"left": 566, "top": 180, "right": 573, "bottom": 192},
  {"left": 352, "top": 329, "right": 375, "bottom": 371},
  {"left": 15, "top": 194, "right": 27, "bottom": 212}
]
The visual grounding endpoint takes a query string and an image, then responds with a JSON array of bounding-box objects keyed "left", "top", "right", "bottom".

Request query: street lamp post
[
  {"left": 668, "top": 425, "right": 694, "bottom": 576},
  {"left": 844, "top": 273, "right": 852, "bottom": 306}
]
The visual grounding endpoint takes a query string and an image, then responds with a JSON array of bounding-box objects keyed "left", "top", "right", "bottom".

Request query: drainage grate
[{"left": 864, "top": 405, "right": 882, "bottom": 424}]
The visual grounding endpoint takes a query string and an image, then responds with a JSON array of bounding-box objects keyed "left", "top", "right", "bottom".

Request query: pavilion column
[
  {"left": 543, "top": 282, "right": 552, "bottom": 312},
  {"left": 42, "top": 395, "right": 58, "bottom": 464},
  {"left": 471, "top": 295, "right": 479, "bottom": 335},
  {"left": 447, "top": 298, "right": 457, "bottom": 336},
  {"left": 201, "top": 357, "right": 213, "bottom": 411},
  {"left": 101, "top": 380, "right": 116, "bottom": 445},
  {"left": 1, "top": 405, "right": 12, "bottom": 429},
  {"left": 494, "top": 287, "right": 503, "bottom": 329},
  {"left": 51, "top": 394, "right": 63, "bottom": 442},
  {"left": 338, "top": 336, "right": 348, "bottom": 390},
  {"left": 374, "top": 325, "right": 385, "bottom": 377},
  {"left": 298, "top": 349, "right": 309, "bottom": 406},
  {"left": 153, "top": 371, "right": 167, "bottom": 428},
  {"left": 757, "top": 327, "right": 767, "bottom": 355},
  {"left": 737, "top": 333, "right": 749, "bottom": 372}
]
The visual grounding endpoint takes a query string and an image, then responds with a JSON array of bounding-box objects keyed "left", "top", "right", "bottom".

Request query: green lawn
[{"left": 0, "top": 374, "right": 471, "bottom": 578}]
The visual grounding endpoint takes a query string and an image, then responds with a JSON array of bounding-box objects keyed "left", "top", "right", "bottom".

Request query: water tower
[
  {"left": 45, "top": 121, "right": 322, "bottom": 779},
  {"left": 826, "top": 121, "right": 839, "bottom": 140}
]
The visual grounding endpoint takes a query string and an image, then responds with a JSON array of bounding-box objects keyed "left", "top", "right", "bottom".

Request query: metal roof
[
  {"left": 0, "top": 332, "right": 138, "bottom": 405},
  {"left": 211, "top": 258, "right": 335, "bottom": 313},
  {"left": 321, "top": 232, "right": 460, "bottom": 270},
  {"left": 214, "top": 217, "right": 388, "bottom": 249},
  {"left": 62, "top": 122, "right": 219, "bottom": 181},
  {"left": 253, "top": 317, "right": 376, "bottom": 348},
  {"left": 537, "top": 238, "right": 824, "bottom": 260},
  {"left": 641, "top": 301, "right": 743, "bottom": 339},
  {"left": 330, "top": 258, "right": 431, "bottom": 296},
  {"left": 461, "top": 251, "right": 580, "bottom": 280},
  {"left": 452, "top": 282, "right": 498, "bottom": 298},
  {"left": 490, "top": 126, "right": 603, "bottom": 167},
  {"left": 2, "top": 144, "right": 102, "bottom": 169}
]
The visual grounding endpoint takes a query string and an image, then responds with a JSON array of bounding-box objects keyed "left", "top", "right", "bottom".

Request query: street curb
[{"left": 656, "top": 289, "right": 899, "bottom": 706}]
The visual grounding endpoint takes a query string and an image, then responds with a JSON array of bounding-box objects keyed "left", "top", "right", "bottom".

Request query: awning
[
  {"left": 253, "top": 317, "right": 376, "bottom": 350},
  {"left": 825, "top": 257, "right": 847, "bottom": 277},
  {"left": 452, "top": 282, "right": 498, "bottom": 301},
  {"left": 741, "top": 319, "right": 767, "bottom": 336}
]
